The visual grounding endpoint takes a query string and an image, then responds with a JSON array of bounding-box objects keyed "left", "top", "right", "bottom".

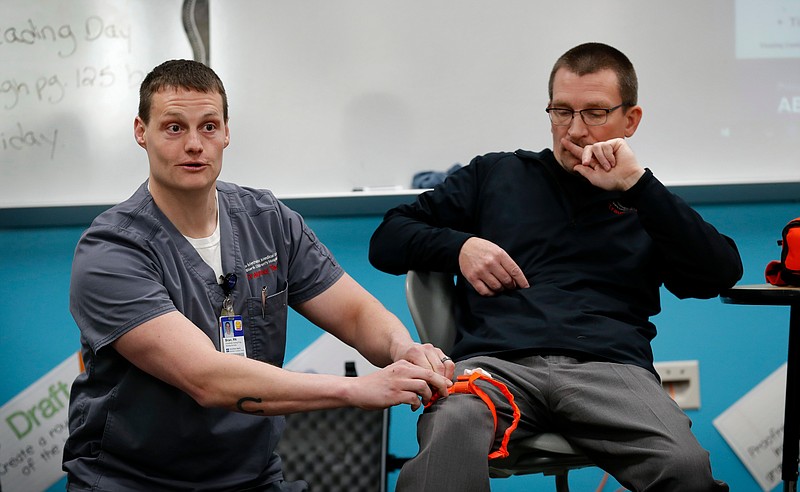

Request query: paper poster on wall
[
  {"left": 0, "top": 353, "right": 81, "bottom": 492},
  {"left": 285, "top": 332, "right": 379, "bottom": 377},
  {"left": 713, "top": 363, "right": 787, "bottom": 491}
]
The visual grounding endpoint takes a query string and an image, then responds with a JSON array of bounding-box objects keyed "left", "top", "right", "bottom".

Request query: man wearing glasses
[{"left": 369, "top": 42, "right": 742, "bottom": 491}]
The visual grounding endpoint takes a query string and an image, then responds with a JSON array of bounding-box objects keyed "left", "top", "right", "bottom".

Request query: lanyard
[{"left": 219, "top": 272, "right": 237, "bottom": 316}]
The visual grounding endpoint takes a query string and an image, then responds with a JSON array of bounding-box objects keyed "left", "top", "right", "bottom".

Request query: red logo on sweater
[{"left": 608, "top": 201, "right": 636, "bottom": 215}]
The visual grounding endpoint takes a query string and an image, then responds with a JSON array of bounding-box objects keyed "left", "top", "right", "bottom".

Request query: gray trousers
[{"left": 396, "top": 355, "right": 728, "bottom": 492}]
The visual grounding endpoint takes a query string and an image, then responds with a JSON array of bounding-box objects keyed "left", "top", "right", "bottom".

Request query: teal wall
[{"left": 1, "top": 200, "right": 797, "bottom": 491}]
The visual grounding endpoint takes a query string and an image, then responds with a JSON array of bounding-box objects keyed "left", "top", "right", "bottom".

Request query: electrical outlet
[{"left": 654, "top": 360, "right": 700, "bottom": 410}]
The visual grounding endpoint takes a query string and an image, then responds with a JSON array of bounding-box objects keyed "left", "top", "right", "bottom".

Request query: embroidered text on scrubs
[
  {"left": 244, "top": 253, "right": 277, "bottom": 272},
  {"left": 247, "top": 264, "right": 277, "bottom": 280},
  {"left": 245, "top": 253, "right": 279, "bottom": 280}
]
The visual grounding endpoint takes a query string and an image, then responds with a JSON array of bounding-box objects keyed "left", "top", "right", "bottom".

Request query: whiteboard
[
  {"left": 1, "top": 0, "right": 798, "bottom": 209},
  {"left": 0, "top": 0, "right": 193, "bottom": 208},
  {"left": 210, "top": 0, "right": 800, "bottom": 196}
]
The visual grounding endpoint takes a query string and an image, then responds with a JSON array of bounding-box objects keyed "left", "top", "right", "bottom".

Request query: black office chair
[
  {"left": 277, "top": 363, "right": 407, "bottom": 492},
  {"left": 277, "top": 406, "right": 390, "bottom": 492},
  {"left": 405, "top": 270, "right": 596, "bottom": 492}
]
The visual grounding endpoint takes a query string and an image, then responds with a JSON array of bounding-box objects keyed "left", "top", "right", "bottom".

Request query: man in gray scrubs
[{"left": 63, "top": 59, "right": 454, "bottom": 491}]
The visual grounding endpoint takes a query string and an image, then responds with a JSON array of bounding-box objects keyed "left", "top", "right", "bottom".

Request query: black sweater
[{"left": 369, "top": 149, "right": 743, "bottom": 373}]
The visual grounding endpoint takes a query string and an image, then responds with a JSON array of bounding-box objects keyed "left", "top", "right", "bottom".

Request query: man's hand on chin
[{"left": 562, "top": 137, "right": 645, "bottom": 191}]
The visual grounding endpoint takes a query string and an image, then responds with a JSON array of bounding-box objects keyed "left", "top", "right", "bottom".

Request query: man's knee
[
  {"left": 418, "top": 393, "right": 496, "bottom": 451},
  {"left": 650, "top": 448, "right": 723, "bottom": 492}
]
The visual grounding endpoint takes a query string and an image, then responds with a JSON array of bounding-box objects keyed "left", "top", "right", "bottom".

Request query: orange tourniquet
[{"left": 426, "top": 371, "right": 521, "bottom": 459}]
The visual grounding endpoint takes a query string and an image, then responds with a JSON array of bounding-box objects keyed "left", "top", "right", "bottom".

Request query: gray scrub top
[{"left": 64, "top": 180, "right": 344, "bottom": 491}]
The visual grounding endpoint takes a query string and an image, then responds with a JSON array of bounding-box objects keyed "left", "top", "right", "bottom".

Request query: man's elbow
[
  {"left": 183, "top": 380, "right": 222, "bottom": 409},
  {"left": 715, "top": 249, "right": 745, "bottom": 291},
  {"left": 668, "top": 267, "right": 743, "bottom": 300},
  {"left": 368, "top": 236, "right": 405, "bottom": 275}
]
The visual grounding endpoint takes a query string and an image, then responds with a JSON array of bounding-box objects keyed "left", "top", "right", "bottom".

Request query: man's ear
[
  {"left": 624, "top": 105, "right": 643, "bottom": 138},
  {"left": 134, "top": 116, "right": 147, "bottom": 148}
]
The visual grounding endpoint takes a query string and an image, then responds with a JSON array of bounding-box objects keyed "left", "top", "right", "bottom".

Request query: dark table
[{"left": 721, "top": 284, "right": 800, "bottom": 492}]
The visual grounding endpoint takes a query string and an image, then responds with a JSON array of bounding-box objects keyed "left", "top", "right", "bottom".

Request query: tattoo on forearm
[{"left": 237, "top": 396, "right": 265, "bottom": 414}]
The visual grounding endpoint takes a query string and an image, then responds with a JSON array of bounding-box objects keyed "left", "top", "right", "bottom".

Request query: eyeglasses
[{"left": 545, "top": 104, "right": 625, "bottom": 126}]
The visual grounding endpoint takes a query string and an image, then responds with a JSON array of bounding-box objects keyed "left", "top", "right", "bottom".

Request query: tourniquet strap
[{"left": 426, "top": 371, "right": 520, "bottom": 459}]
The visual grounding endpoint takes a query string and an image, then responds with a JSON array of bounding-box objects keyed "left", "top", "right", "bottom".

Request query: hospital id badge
[{"left": 219, "top": 315, "right": 247, "bottom": 357}]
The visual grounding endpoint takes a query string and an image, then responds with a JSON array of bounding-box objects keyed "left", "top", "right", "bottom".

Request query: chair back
[{"left": 405, "top": 271, "right": 458, "bottom": 350}]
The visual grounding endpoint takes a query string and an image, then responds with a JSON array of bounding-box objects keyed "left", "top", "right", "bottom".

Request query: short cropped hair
[
  {"left": 548, "top": 43, "right": 638, "bottom": 106},
  {"left": 138, "top": 59, "right": 228, "bottom": 124}
]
